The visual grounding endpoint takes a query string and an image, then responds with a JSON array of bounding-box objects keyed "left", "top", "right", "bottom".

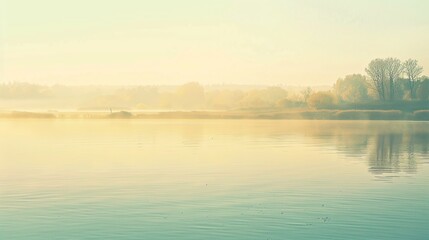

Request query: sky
[{"left": 1, "top": 0, "right": 429, "bottom": 86}]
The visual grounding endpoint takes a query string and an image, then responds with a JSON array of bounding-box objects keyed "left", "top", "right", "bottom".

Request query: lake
[{"left": 1, "top": 120, "right": 428, "bottom": 239}]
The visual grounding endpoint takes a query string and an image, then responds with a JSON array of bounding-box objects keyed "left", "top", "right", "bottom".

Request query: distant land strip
[{"left": 1, "top": 110, "right": 429, "bottom": 121}]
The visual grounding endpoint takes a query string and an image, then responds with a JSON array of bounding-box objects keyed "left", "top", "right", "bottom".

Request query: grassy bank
[{"left": 1, "top": 109, "right": 429, "bottom": 120}]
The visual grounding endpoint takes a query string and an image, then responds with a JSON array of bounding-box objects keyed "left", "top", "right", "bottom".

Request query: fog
[{"left": 2, "top": 1, "right": 429, "bottom": 86}]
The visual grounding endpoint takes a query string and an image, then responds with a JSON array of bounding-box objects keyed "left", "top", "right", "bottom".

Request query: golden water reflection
[{"left": 0, "top": 120, "right": 428, "bottom": 180}]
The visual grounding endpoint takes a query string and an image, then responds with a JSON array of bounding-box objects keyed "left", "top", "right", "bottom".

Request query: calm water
[{"left": 1, "top": 120, "right": 429, "bottom": 239}]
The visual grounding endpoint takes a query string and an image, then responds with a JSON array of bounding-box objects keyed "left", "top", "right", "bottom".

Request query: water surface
[{"left": 1, "top": 120, "right": 428, "bottom": 239}]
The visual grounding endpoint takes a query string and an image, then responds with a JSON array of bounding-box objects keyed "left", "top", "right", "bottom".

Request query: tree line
[
  {"left": 0, "top": 58, "right": 427, "bottom": 111},
  {"left": 307, "top": 58, "right": 428, "bottom": 110}
]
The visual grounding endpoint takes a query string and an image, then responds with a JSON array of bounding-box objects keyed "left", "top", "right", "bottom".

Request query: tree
[
  {"left": 236, "top": 87, "right": 288, "bottom": 109},
  {"left": 301, "top": 87, "right": 312, "bottom": 104},
  {"left": 239, "top": 90, "right": 271, "bottom": 109},
  {"left": 365, "top": 59, "right": 387, "bottom": 101},
  {"left": 366, "top": 58, "right": 403, "bottom": 101},
  {"left": 259, "top": 86, "right": 288, "bottom": 104},
  {"left": 395, "top": 78, "right": 410, "bottom": 100},
  {"left": 334, "top": 74, "right": 369, "bottom": 104},
  {"left": 205, "top": 90, "right": 243, "bottom": 109},
  {"left": 417, "top": 76, "right": 429, "bottom": 101},
  {"left": 307, "top": 91, "right": 335, "bottom": 109},
  {"left": 403, "top": 59, "right": 423, "bottom": 99},
  {"left": 176, "top": 82, "right": 205, "bottom": 109},
  {"left": 385, "top": 58, "right": 403, "bottom": 101}
]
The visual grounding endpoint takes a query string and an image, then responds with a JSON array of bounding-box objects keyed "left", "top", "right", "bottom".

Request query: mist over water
[{"left": 1, "top": 120, "right": 428, "bottom": 239}]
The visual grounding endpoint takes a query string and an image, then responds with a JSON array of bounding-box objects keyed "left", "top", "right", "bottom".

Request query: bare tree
[
  {"left": 385, "top": 58, "right": 403, "bottom": 101},
  {"left": 365, "top": 59, "right": 387, "bottom": 101},
  {"left": 403, "top": 59, "right": 423, "bottom": 99}
]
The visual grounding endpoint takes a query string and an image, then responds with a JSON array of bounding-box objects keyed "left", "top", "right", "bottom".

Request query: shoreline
[{"left": 1, "top": 109, "right": 429, "bottom": 121}]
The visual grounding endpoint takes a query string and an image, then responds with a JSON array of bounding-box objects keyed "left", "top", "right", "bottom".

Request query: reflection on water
[
  {"left": 308, "top": 122, "right": 429, "bottom": 176},
  {"left": 369, "top": 133, "right": 414, "bottom": 175},
  {"left": 275, "top": 121, "right": 429, "bottom": 177},
  {"left": 0, "top": 120, "right": 428, "bottom": 240}
]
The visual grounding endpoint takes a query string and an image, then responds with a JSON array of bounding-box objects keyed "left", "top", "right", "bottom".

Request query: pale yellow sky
[{"left": 1, "top": 0, "right": 429, "bottom": 86}]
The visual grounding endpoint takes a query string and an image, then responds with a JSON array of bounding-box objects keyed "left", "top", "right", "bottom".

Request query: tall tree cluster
[{"left": 365, "top": 58, "right": 424, "bottom": 101}]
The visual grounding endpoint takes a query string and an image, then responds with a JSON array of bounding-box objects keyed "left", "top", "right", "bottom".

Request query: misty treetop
[{"left": 365, "top": 58, "right": 425, "bottom": 101}]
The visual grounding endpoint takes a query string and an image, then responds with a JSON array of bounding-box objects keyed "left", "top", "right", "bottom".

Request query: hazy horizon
[
  {"left": 2, "top": 0, "right": 429, "bottom": 86},
  {"left": 2, "top": 3, "right": 429, "bottom": 239}
]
